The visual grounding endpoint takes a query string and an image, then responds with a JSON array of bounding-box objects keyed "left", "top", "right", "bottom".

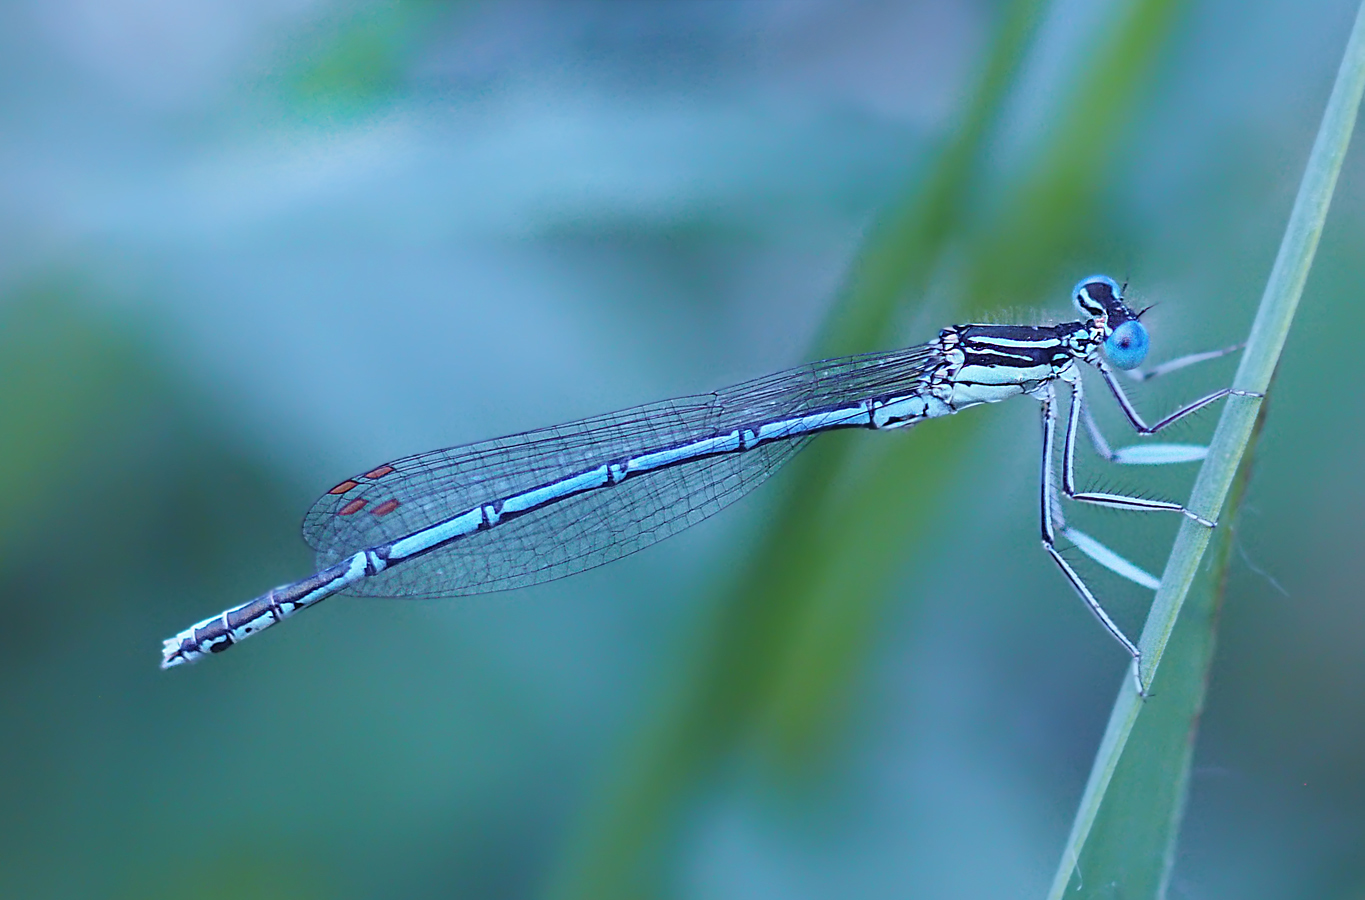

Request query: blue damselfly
[{"left": 162, "top": 276, "right": 1249, "bottom": 691}]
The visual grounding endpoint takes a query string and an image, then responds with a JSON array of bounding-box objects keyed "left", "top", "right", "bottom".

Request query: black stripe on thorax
[{"left": 957, "top": 324, "right": 1079, "bottom": 370}]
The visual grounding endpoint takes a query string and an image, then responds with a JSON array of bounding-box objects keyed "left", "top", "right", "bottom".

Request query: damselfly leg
[
  {"left": 1083, "top": 343, "right": 1249, "bottom": 465},
  {"left": 1097, "top": 357, "right": 1260, "bottom": 440},
  {"left": 1123, "top": 342, "right": 1244, "bottom": 383},
  {"left": 1039, "top": 385, "right": 1147, "bottom": 690},
  {"left": 1041, "top": 344, "right": 1255, "bottom": 695}
]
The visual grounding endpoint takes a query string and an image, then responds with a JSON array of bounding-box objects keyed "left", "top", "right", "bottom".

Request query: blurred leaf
[
  {"left": 815, "top": 0, "right": 1052, "bottom": 357},
  {"left": 547, "top": 0, "right": 1200, "bottom": 897},
  {"left": 0, "top": 280, "right": 336, "bottom": 895},
  {"left": 274, "top": 1, "right": 458, "bottom": 121},
  {"left": 0, "top": 281, "right": 149, "bottom": 546},
  {"left": 965, "top": 0, "right": 1187, "bottom": 295},
  {"left": 760, "top": 0, "right": 1192, "bottom": 768}
]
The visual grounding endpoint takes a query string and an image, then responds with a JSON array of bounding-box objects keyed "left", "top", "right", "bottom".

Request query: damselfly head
[
  {"left": 1072, "top": 274, "right": 1149, "bottom": 369},
  {"left": 1072, "top": 275, "right": 1125, "bottom": 319}
]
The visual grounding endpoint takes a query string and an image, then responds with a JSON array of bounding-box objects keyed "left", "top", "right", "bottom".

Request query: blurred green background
[{"left": 1, "top": 1, "right": 1362, "bottom": 898}]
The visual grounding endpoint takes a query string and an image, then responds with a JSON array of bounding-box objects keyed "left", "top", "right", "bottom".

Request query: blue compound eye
[{"left": 1104, "top": 320, "right": 1149, "bottom": 370}]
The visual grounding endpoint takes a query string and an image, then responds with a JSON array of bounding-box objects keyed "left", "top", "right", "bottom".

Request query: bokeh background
[{"left": 2, "top": 1, "right": 1362, "bottom": 898}]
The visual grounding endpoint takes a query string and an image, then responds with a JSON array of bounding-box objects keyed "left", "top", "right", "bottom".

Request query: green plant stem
[
  {"left": 1048, "top": 2, "right": 1365, "bottom": 895},
  {"left": 543, "top": 6, "right": 1052, "bottom": 898}
]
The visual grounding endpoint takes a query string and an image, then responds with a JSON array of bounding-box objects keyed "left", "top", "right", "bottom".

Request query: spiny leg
[
  {"left": 1065, "top": 374, "right": 1215, "bottom": 527},
  {"left": 1055, "top": 382, "right": 1171, "bottom": 587},
  {"left": 1085, "top": 343, "right": 1249, "bottom": 464},
  {"left": 1063, "top": 375, "right": 1177, "bottom": 589},
  {"left": 1038, "top": 384, "right": 1147, "bottom": 696},
  {"left": 1096, "top": 357, "right": 1259, "bottom": 437},
  {"left": 1121, "top": 341, "right": 1244, "bottom": 383}
]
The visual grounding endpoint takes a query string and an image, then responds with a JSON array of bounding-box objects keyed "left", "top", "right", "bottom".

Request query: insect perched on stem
[{"left": 162, "top": 276, "right": 1250, "bottom": 693}]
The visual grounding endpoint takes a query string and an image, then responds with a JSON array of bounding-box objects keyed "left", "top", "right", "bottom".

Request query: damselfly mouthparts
[{"left": 162, "top": 276, "right": 1249, "bottom": 692}]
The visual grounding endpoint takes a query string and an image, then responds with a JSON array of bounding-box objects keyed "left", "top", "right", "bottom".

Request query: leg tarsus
[
  {"left": 1124, "top": 341, "right": 1244, "bottom": 383},
  {"left": 1097, "top": 358, "right": 1249, "bottom": 435}
]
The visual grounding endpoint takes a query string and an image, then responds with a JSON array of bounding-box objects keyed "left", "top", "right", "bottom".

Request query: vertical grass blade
[
  {"left": 548, "top": 1, "right": 1195, "bottom": 897},
  {"left": 757, "top": 0, "right": 1189, "bottom": 769},
  {"left": 543, "top": 5, "right": 1049, "bottom": 894},
  {"left": 1047, "top": 3, "right": 1365, "bottom": 895}
]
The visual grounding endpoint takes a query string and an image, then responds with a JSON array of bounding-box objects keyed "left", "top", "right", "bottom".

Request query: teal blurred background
[{"left": 1, "top": 1, "right": 1362, "bottom": 897}]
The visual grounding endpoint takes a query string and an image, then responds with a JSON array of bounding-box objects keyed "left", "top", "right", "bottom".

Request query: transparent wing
[{"left": 303, "top": 343, "right": 937, "bottom": 597}]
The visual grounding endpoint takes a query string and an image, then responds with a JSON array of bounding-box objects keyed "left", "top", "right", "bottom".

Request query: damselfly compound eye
[{"left": 1104, "top": 319, "right": 1149, "bottom": 370}]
